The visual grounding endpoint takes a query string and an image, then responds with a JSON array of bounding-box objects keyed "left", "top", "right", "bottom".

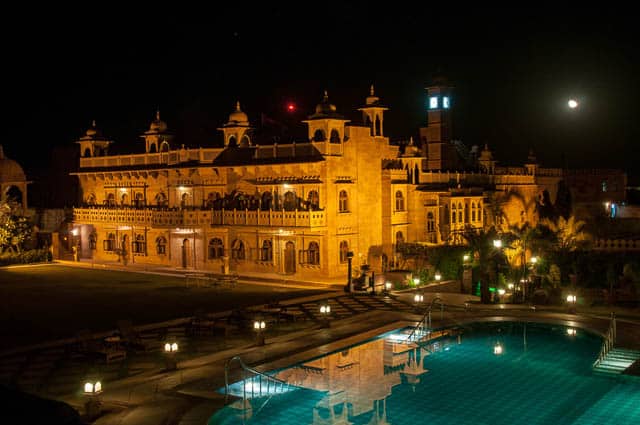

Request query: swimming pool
[{"left": 210, "top": 322, "right": 640, "bottom": 424}]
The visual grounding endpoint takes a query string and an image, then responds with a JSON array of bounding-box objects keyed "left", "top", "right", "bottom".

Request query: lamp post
[
  {"left": 413, "top": 277, "right": 421, "bottom": 287},
  {"left": 319, "top": 302, "right": 331, "bottom": 328},
  {"left": 414, "top": 292, "right": 424, "bottom": 312},
  {"left": 434, "top": 272, "right": 442, "bottom": 282},
  {"left": 384, "top": 281, "right": 392, "bottom": 295},
  {"left": 493, "top": 342, "right": 504, "bottom": 355},
  {"left": 163, "top": 342, "right": 179, "bottom": 370},
  {"left": 83, "top": 379, "right": 102, "bottom": 420},
  {"left": 566, "top": 294, "right": 577, "bottom": 314},
  {"left": 253, "top": 320, "right": 266, "bottom": 346}
]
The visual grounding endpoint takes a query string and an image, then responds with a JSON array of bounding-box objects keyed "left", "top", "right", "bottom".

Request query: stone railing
[
  {"left": 211, "top": 209, "right": 326, "bottom": 227},
  {"left": 593, "top": 239, "right": 640, "bottom": 251},
  {"left": 79, "top": 147, "right": 223, "bottom": 169},
  {"left": 74, "top": 207, "right": 157, "bottom": 226}
]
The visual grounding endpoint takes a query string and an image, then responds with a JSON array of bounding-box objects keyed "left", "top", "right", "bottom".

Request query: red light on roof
[{"left": 287, "top": 103, "right": 296, "bottom": 112}]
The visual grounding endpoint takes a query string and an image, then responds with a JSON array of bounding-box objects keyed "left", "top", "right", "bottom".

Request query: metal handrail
[
  {"left": 407, "top": 297, "right": 444, "bottom": 342},
  {"left": 593, "top": 312, "right": 616, "bottom": 367},
  {"left": 224, "top": 355, "right": 292, "bottom": 404}
]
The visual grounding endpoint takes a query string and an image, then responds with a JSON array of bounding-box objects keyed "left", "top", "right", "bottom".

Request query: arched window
[
  {"left": 339, "top": 241, "right": 349, "bottom": 263},
  {"left": 395, "top": 231, "right": 404, "bottom": 252},
  {"left": 307, "top": 242, "right": 320, "bottom": 265},
  {"left": 149, "top": 143, "right": 157, "bottom": 153},
  {"left": 464, "top": 203, "right": 469, "bottom": 223},
  {"left": 83, "top": 147, "right": 92, "bottom": 157},
  {"left": 134, "top": 192, "right": 145, "bottom": 208},
  {"left": 458, "top": 202, "right": 463, "bottom": 223},
  {"left": 472, "top": 203, "right": 476, "bottom": 222},
  {"left": 231, "top": 239, "right": 245, "bottom": 260},
  {"left": 160, "top": 141, "right": 170, "bottom": 152},
  {"left": 478, "top": 204, "right": 482, "bottom": 223},
  {"left": 261, "top": 191, "right": 273, "bottom": 210},
  {"left": 86, "top": 194, "right": 96, "bottom": 206},
  {"left": 240, "top": 135, "right": 251, "bottom": 147},
  {"left": 395, "top": 191, "right": 405, "bottom": 211},
  {"left": 155, "top": 192, "right": 167, "bottom": 207},
  {"left": 283, "top": 191, "right": 297, "bottom": 211},
  {"left": 443, "top": 204, "right": 449, "bottom": 225},
  {"left": 89, "top": 233, "right": 97, "bottom": 250},
  {"left": 181, "top": 193, "right": 190, "bottom": 208},
  {"left": 104, "top": 233, "right": 116, "bottom": 251},
  {"left": 208, "top": 238, "right": 224, "bottom": 259},
  {"left": 133, "top": 234, "right": 146, "bottom": 254},
  {"left": 307, "top": 190, "right": 320, "bottom": 210},
  {"left": 121, "top": 193, "right": 129, "bottom": 206},
  {"left": 228, "top": 136, "right": 237, "bottom": 147},
  {"left": 106, "top": 193, "right": 116, "bottom": 207},
  {"left": 261, "top": 240, "right": 273, "bottom": 262},
  {"left": 313, "top": 129, "right": 326, "bottom": 141},
  {"left": 374, "top": 116, "right": 381, "bottom": 136},
  {"left": 156, "top": 236, "right": 167, "bottom": 255},
  {"left": 451, "top": 204, "right": 457, "bottom": 224},
  {"left": 330, "top": 129, "right": 340, "bottom": 144},
  {"left": 339, "top": 190, "right": 349, "bottom": 212}
]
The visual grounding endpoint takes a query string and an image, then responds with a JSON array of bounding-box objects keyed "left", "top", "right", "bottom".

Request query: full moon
[{"left": 568, "top": 99, "right": 579, "bottom": 109}]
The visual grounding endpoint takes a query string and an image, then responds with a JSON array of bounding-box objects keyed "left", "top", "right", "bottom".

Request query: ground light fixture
[
  {"left": 163, "top": 342, "right": 179, "bottom": 370},
  {"left": 434, "top": 272, "right": 442, "bottom": 281},
  {"left": 493, "top": 343, "right": 504, "bottom": 355},
  {"left": 83, "top": 379, "right": 102, "bottom": 419},
  {"left": 414, "top": 293, "right": 424, "bottom": 303},
  {"left": 413, "top": 277, "right": 421, "bottom": 286},
  {"left": 319, "top": 302, "right": 331, "bottom": 328},
  {"left": 567, "top": 294, "right": 577, "bottom": 314},
  {"left": 566, "top": 328, "right": 577, "bottom": 336},
  {"left": 254, "top": 320, "right": 266, "bottom": 346},
  {"left": 384, "top": 281, "right": 392, "bottom": 293},
  {"left": 463, "top": 254, "right": 470, "bottom": 262}
]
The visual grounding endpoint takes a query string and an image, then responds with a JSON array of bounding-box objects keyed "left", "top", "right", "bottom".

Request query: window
[
  {"left": 395, "top": 191, "right": 405, "bottom": 211},
  {"left": 121, "top": 193, "right": 129, "bottom": 206},
  {"left": 427, "top": 212, "right": 435, "bottom": 232},
  {"left": 181, "top": 193, "right": 190, "bottom": 208},
  {"left": 478, "top": 204, "right": 482, "bottom": 223},
  {"left": 132, "top": 234, "right": 146, "bottom": 254},
  {"left": 452, "top": 204, "right": 457, "bottom": 223},
  {"left": 103, "top": 233, "right": 116, "bottom": 251},
  {"left": 86, "top": 194, "right": 96, "bottom": 205},
  {"left": 89, "top": 233, "right": 97, "bottom": 250},
  {"left": 395, "top": 231, "right": 404, "bottom": 251},
  {"left": 339, "top": 190, "right": 349, "bottom": 212},
  {"left": 330, "top": 129, "right": 341, "bottom": 144},
  {"left": 429, "top": 96, "right": 438, "bottom": 109},
  {"left": 231, "top": 239, "right": 245, "bottom": 260},
  {"left": 304, "top": 242, "right": 320, "bottom": 265},
  {"left": 443, "top": 204, "right": 449, "bottom": 225},
  {"left": 134, "top": 193, "right": 145, "bottom": 208},
  {"left": 339, "top": 241, "right": 349, "bottom": 263},
  {"left": 443, "top": 96, "right": 450, "bottom": 109},
  {"left": 458, "top": 203, "right": 463, "bottom": 223},
  {"left": 464, "top": 203, "right": 469, "bottom": 223},
  {"left": 155, "top": 192, "right": 167, "bottom": 207},
  {"left": 261, "top": 240, "right": 273, "bottom": 262},
  {"left": 602, "top": 181, "right": 608, "bottom": 192},
  {"left": 208, "top": 238, "right": 224, "bottom": 259},
  {"left": 307, "top": 190, "right": 320, "bottom": 210},
  {"left": 283, "top": 191, "right": 297, "bottom": 211},
  {"left": 313, "top": 129, "right": 326, "bottom": 142},
  {"left": 106, "top": 193, "right": 116, "bottom": 207},
  {"left": 156, "top": 237, "right": 167, "bottom": 255},
  {"left": 472, "top": 203, "right": 476, "bottom": 222}
]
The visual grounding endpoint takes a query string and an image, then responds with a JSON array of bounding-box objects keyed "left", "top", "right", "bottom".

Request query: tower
[
  {"left": 218, "top": 101, "right": 252, "bottom": 148},
  {"left": 357, "top": 85, "right": 388, "bottom": 137},
  {"left": 419, "top": 76, "right": 457, "bottom": 170},
  {"left": 76, "top": 120, "right": 112, "bottom": 157},
  {"left": 141, "top": 110, "right": 173, "bottom": 153},
  {"left": 303, "top": 91, "right": 350, "bottom": 155}
]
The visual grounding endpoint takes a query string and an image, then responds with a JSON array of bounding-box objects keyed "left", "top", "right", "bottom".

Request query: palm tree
[
  {"left": 462, "top": 225, "right": 503, "bottom": 303},
  {"left": 540, "top": 215, "right": 590, "bottom": 284}
]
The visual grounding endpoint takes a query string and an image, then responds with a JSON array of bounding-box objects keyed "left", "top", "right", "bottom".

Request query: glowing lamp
[
  {"left": 287, "top": 103, "right": 296, "bottom": 112},
  {"left": 568, "top": 99, "right": 578, "bottom": 109},
  {"left": 566, "top": 328, "right": 577, "bottom": 336},
  {"left": 413, "top": 277, "right": 420, "bottom": 286},
  {"left": 414, "top": 294, "right": 424, "bottom": 303},
  {"left": 385, "top": 281, "right": 392, "bottom": 291},
  {"left": 566, "top": 294, "right": 577, "bottom": 303},
  {"left": 493, "top": 344, "right": 503, "bottom": 355},
  {"left": 254, "top": 320, "right": 266, "bottom": 330},
  {"left": 164, "top": 342, "right": 179, "bottom": 353},
  {"left": 434, "top": 273, "right": 442, "bottom": 281},
  {"left": 498, "top": 289, "right": 506, "bottom": 296},
  {"left": 508, "top": 283, "right": 514, "bottom": 290},
  {"left": 320, "top": 304, "right": 331, "bottom": 314},
  {"left": 493, "top": 239, "right": 502, "bottom": 248},
  {"left": 84, "top": 381, "right": 102, "bottom": 395},
  {"left": 463, "top": 254, "right": 470, "bottom": 262},
  {"left": 530, "top": 256, "right": 538, "bottom": 264}
]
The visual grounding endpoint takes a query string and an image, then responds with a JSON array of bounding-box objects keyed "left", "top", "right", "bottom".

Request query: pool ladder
[
  {"left": 407, "top": 297, "right": 444, "bottom": 343},
  {"left": 593, "top": 312, "right": 616, "bottom": 368}
]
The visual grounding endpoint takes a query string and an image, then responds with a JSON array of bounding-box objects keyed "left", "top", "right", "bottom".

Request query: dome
[
  {"left": 149, "top": 110, "right": 168, "bottom": 133},
  {"left": 315, "top": 91, "right": 337, "bottom": 115},
  {"left": 0, "top": 146, "right": 27, "bottom": 183},
  {"left": 226, "top": 101, "right": 249, "bottom": 126},
  {"left": 84, "top": 120, "right": 103, "bottom": 138},
  {"left": 365, "top": 85, "right": 380, "bottom": 105}
]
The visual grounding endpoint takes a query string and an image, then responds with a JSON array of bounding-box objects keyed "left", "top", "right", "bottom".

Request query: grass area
[{"left": 0, "top": 264, "right": 329, "bottom": 348}]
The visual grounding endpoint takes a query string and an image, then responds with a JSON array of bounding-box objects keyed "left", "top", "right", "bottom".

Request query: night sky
[{"left": 4, "top": 5, "right": 639, "bottom": 206}]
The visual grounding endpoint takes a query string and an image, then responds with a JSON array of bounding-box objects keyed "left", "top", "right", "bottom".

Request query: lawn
[{"left": 0, "top": 264, "right": 328, "bottom": 348}]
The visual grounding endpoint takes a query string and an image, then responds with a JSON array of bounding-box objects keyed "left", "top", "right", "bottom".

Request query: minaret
[
  {"left": 218, "top": 101, "right": 252, "bottom": 148},
  {"left": 358, "top": 84, "right": 388, "bottom": 137},
  {"left": 141, "top": 110, "right": 173, "bottom": 153},
  {"left": 76, "top": 120, "right": 113, "bottom": 157},
  {"left": 419, "top": 75, "right": 457, "bottom": 170}
]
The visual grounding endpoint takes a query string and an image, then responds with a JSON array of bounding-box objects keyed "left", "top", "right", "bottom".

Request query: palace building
[{"left": 71, "top": 80, "right": 626, "bottom": 279}]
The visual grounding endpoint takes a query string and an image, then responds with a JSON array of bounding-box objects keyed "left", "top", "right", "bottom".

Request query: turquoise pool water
[{"left": 210, "top": 322, "right": 640, "bottom": 424}]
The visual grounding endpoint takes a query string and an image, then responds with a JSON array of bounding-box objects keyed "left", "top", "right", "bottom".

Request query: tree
[
  {"left": 462, "top": 225, "right": 503, "bottom": 303},
  {"left": 0, "top": 201, "right": 33, "bottom": 253},
  {"left": 540, "top": 215, "right": 590, "bottom": 284}
]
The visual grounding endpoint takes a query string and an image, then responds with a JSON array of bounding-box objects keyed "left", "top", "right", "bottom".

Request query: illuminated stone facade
[{"left": 71, "top": 82, "right": 626, "bottom": 279}]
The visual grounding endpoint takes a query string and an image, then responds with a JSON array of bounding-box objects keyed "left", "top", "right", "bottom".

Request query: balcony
[{"left": 211, "top": 209, "right": 326, "bottom": 228}]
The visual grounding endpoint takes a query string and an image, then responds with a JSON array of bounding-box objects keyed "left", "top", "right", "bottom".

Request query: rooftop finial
[
  {"left": 235, "top": 101, "right": 241, "bottom": 111},
  {"left": 156, "top": 109, "right": 161, "bottom": 121},
  {"left": 91, "top": 119, "right": 96, "bottom": 128},
  {"left": 409, "top": 136, "right": 414, "bottom": 146},
  {"left": 370, "top": 84, "right": 375, "bottom": 96},
  {"left": 323, "top": 90, "right": 328, "bottom": 100}
]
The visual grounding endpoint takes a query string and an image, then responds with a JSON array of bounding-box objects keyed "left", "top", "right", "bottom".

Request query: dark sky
[{"left": 4, "top": 4, "right": 639, "bottom": 205}]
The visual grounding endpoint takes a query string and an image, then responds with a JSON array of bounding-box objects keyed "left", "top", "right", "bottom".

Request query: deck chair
[{"left": 74, "top": 329, "right": 126, "bottom": 364}]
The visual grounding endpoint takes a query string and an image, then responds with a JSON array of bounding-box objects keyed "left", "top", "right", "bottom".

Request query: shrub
[{"left": 0, "top": 249, "right": 51, "bottom": 266}]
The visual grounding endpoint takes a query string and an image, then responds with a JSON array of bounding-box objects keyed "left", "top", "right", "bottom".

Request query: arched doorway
[
  {"left": 284, "top": 241, "right": 296, "bottom": 274},
  {"left": 121, "top": 235, "right": 130, "bottom": 265},
  {"left": 182, "top": 239, "right": 190, "bottom": 268}
]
